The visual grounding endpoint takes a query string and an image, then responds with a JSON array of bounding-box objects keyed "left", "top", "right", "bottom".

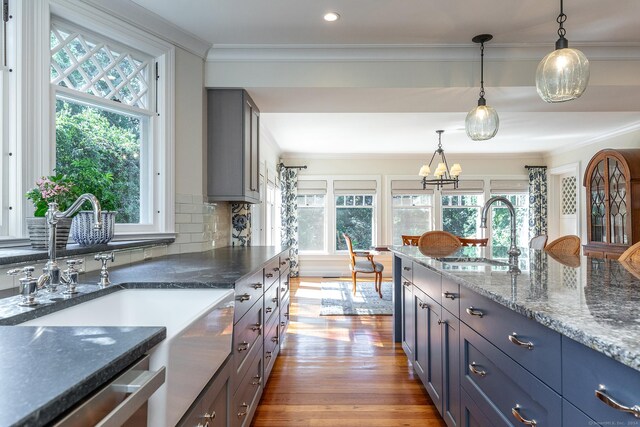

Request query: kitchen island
[
  {"left": 391, "top": 245, "right": 640, "bottom": 427},
  {"left": 0, "top": 245, "right": 290, "bottom": 427}
]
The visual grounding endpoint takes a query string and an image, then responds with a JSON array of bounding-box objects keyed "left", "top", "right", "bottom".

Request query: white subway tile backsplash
[
  {"left": 178, "top": 223, "right": 204, "bottom": 233},
  {"left": 175, "top": 213, "right": 191, "bottom": 224},
  {"left": 176, "top": 194, "right": 192, "bottom": 204}
]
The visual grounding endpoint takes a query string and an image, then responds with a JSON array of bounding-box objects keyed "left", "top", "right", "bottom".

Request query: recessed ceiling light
[{"left": 323, "top": 12, "right": 340, "bottom": 22}]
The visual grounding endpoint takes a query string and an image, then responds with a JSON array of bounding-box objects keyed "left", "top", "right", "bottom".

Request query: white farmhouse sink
[{"left": 21, "top": 288, "right": 235, "bottom": 427}]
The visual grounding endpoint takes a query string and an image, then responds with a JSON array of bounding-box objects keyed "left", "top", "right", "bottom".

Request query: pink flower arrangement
[{"left": 26, "top": 174, "right": 75, "bottom": 217}]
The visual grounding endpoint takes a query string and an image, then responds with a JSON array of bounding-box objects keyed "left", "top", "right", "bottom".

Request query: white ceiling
[{"left": 131, "top": 0, "right": 640, "bottom": 155}]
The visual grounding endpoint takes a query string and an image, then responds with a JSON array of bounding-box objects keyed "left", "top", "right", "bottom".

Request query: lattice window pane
[
  {"left": 590, "top": 161, "right": 607, "bottom": 243},
  {"left": 608, "top": 158, "right": 628, "bottom": 244},
  {"left": 50, "top": 23, "right": 151, "bottom": 110},
  {"left": 561, "top": 176, "right": 577, "bottom": 215}
]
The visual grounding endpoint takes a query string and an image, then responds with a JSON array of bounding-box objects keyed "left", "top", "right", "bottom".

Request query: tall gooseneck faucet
[
  {"left": 41, "top": 193, "right": 102, "bottom": 291},
  {"left": 480, "top": 196, "right": 521, "bottom": 264}
]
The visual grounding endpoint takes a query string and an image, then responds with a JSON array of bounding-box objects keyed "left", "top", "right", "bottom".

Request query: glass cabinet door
[
  {"left": 590, "top": 160, "right": 607, "bottom": 243},
  {"left": 608, "top": 158, "right": 628, "bottom": 245}
]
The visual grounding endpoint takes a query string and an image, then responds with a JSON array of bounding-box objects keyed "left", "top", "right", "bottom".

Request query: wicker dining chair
[
  {"left": 343, "top": 233, "right": 383, "bottom": 298},
  {"left": 544, "top": 235, "right": 581, "bottom": 256},
  {"left": 619, "top": 241, "right": 640, "bottom": 264},
  {"left": 418, "top": 231, "right": 462, "bottom": 251},
  {"left": 457, "top": 237, "right": 488, "bottom": 247},
  {"left": 401, "top": 235, "right": 420, "bottom": 246}
]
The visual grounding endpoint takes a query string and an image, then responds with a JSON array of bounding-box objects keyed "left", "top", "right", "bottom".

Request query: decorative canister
[
  {"left": 71, "top": 211, "right": 116, "bottom": 246},
  {"left": 26, "top": 217, "right": 73, "bottom": 249}
]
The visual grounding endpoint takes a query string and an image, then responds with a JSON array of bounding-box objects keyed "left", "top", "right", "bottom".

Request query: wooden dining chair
[
  {"left": 544, "top": 235, "right": 581, "bottom": 256},
  {"left": 457, "top": 237, "right": 488, "bottom": 247},
  {"left": 619, "top": 241, "right": 640, "bottom": 264},
  {"left": 401, "top": 235, "right": 420, "bottom": 246},
  {"left": 529, "top": 235, "right": 548, "bottom": 250},
  {"left": 343, "top": 233, "right": 384, "bottom": 298}
]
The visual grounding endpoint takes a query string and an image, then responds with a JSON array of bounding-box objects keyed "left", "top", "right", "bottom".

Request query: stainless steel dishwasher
[{"left": 53, "top": 355, "right": 166, "bottom": 427}]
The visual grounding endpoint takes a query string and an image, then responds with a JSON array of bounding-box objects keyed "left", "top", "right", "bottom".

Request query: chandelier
[
  {"left": 535, "top": 0, "right": 589, "bottom": 103},
  {"left": 418, "top": 130, "right": 461, "bottom": 190}
]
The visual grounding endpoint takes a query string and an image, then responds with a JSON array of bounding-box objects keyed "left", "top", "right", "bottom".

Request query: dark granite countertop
[
  {"left": 390, "top": 245, "right": 640, "bottom": 372},
  {"left": 0, "top": 245, "right": 288, "bottom": 426},
  {"left": 0, "top": 238, "right": 175, "bottom": 266},
  {"left": 0, "top": 326, "right": 165, "bottom": 427}
]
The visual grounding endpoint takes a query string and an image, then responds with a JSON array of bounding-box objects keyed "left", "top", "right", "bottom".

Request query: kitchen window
[
  {"left": 490, "top": 193, "right": 529, "bottom": 259},
  {"left": 441, "top": 193, "right": 485, "bottom": 239},
  {"left": 297, "top": 179, "right": 327, "bottom": 253},
  {"left": 49, "top": 18, "right": 174, "bottom": 235},
  {"left": 391, "top": 194, "right": 433, "bottom": 245},
  {"left": 335, "top": 194, "right": 375, "bottom": 251}
]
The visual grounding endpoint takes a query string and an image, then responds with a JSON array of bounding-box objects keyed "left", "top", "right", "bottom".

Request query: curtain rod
[
  {"left": 525, "top": 165, "right": 547, "bottom": 169},
  {"left": 278, "top": 162, "right": 307, "bottom": 170}
]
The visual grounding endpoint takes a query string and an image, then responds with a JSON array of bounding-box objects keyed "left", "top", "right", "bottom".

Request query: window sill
[{"left": 0, "top": 237, "right": 175, "bottom": 267}]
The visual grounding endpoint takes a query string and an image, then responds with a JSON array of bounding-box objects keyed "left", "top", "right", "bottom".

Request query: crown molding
[
  {"left": 280, "top": 152, "right": 544, "bottom": 160},
  {"left": 76, "top": 0, "right": 211, "bottom": 58},
  {"left": 207, "top": 43, "right": 640, "bottom": 63}
]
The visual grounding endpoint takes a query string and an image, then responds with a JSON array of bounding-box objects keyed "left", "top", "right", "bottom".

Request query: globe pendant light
[
  {"left": 466, "top": 34, "right": 499, "bottom": 141},
  {"left": 536, "top": 0, "right": 589, "bottom": 103}
]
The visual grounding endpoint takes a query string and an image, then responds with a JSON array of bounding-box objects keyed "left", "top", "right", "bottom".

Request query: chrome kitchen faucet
[{"left": 480, "top": 196, "right": 521, "bottom": 265}]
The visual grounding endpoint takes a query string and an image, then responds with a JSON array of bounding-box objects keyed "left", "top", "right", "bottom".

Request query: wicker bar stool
[{"left": 544, "top": 235, "right": 581, "bottom": 256}]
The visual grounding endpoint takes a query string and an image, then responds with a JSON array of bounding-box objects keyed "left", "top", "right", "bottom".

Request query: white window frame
[
  {"left": 46, "top": 1, "right": 175, "bottom": 238},
  {"left": 390, "top": 193, "right": 434, "bottom": 246},
  {"left": 296, "top": 193, "right": 327, "bottom": 254}
]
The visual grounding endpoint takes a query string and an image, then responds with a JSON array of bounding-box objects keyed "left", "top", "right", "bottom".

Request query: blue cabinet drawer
[
  {"left": 563, "top": 398, "right": 597, "bottom": 427},
  {"left": 263, "top": 278, "right": 279, "bottom": 325},
  {"left": 461, "top": 323, "right": 562, "bottom": 427},
  {"left": 441, "top": 275, "right": 459, "bottom": 317},
  {"left": 459, "top": 288, "right": 561, "bottom": 392},
  {"left": 563, "top": 336, "right": 640, "bottom": 425},
  {"left": 461, "top": 387, "right": 492, "bottom": 427},
  {"left": 401, "top": 257, "right": 413, "bottom": 282},
  {"left": 264, "top": 257, "right": 280, "bottom": 288},
  {"left": 413, "top": 263, "right": 441, "bottom": 304}
]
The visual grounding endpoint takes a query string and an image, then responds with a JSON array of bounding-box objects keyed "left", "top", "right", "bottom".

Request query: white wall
[{"left": 544, "top": 129, "right": 640, "bottom": 246}]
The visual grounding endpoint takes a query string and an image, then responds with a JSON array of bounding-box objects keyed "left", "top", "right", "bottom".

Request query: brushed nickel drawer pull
[
  {"left": 280, "top": 260, "right": 287, "bottom": 265},
  {"left": 403, "top": 281, "right": 411, "bottom": 288},
  {"left": 251, "top": 283, "right": 263, "bottom": 289},
  {"left": 266, "top": 273, "right": 274, "bottom": 278},
  {"left": 251, "top": 374, "right": 262, "bottom": 386},
  {"left": 418, "top": 302, "right": 428, "bottom": 310},
  {"left": 281, "top": 286, "right": 287, "bottom": 293},
  {"left": 284, "top": 312, "right": 289, "bottom": 319},
  {"left": 273, "top": 267, "right": 280, "bottom": 272},
  {"left": 466, "top": 307, "right": 484, "bottom": 318},
  {"left": 509, "top": 333, "right": 534, "bottom": 350},
  {"left": 437, "top": 319, "right": 445, "bottom": 325},
  {"left": 265, "top": 307, "right": 273, "bottom": 313},
  {"left": 443, "top": 291, "right": 457, "bottom": 300},
  {"left": 237, "top": 293, "right": 251, "bottom": 302},
  {"left": 271, "top": 336, "right": 279, "bottom": 343},
  {"left": 469, "top": 362, "right": 486, "bottom": 377},
  {"left": 272, "top": 297, "right": 278, "bottom": 303},
  {"left": 237, "top": 403, "right": 249, "bottom": 418},
  {"left": 237, "top": 342, "right": 250, "bottom": 352},
  {"left": 511, "top": 404, "right": 537, "bottom": 425},
  {"left": 595, "top": 387, "right": 640, "bottom": 418},
  {"left": 250, "top": 323, "right": 262, "bottom": 332},
  {"left": 265, "top": 351, "right": 272, "bottom": 359},
  {"left": 403, "top": 266, "right": 411, "bottom": 271}
]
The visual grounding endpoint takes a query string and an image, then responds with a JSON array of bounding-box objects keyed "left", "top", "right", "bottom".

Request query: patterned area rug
[{"left": 320, "top": 281, "right": 393, "bottom": 316}]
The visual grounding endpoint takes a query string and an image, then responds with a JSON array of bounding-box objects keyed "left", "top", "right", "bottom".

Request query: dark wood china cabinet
[{"left": 583, "top": 148, "right": 640, "bottom": 259}]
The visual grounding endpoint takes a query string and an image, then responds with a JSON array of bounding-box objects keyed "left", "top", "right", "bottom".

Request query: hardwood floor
[{"left": 252, "top": 277, "right": 447, "bottom": 427}]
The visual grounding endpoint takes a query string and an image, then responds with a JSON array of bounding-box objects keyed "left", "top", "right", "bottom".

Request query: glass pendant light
[
  {"left": 536, "top": 0, "right": 589, "bottom": 103},
  {"left": 466, "top": 34, "right": 499, "bottom": 141}
]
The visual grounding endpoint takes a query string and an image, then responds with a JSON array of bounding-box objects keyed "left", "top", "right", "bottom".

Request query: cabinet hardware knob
[
  {"left": 237, "top": 403, "right": 249, "bottom": 418},
  {"left": 403, "top": 281, "right": 411, "bottom": 288},
  {"left": 280, "top": 321, "right": 286, "bottom": 327},
  {"left": 271, "top": 336, "right": 279, "bottom": 343},
  {"left": 281, "top": 286, "right": 287, "bottom": 293},
  {"left": 272, "top": 297, "right": 278, "bottom": 303},
  {"left": 251, "top": 324, "right": 262, "bottom": 332},
  {"left": 266, "top": 273, "right": 274, "bottom": 278},
  {"left": 443, "top": 291, "right": 457, "bottom": 300},
  {"left": 595, "top": 387, "right": 640, "bottom": 418},
  {"left": 418, "top": 302, "right": 428, "bottom": 310},
  {"left": 437, "top": 319, "right": 445, "bottom": 325},
  {"left": 469, "top": 362, "right": 486, "bottom": 377},
  {"left": 237, "top": 293, "right": 251, "bottom": 302},
  {"left": 284, "top": 313, "right": 289, "bottom": 318},
  {"left": 273, "top": 267, "right": 280, "bottom": 272},
  {"left": 237, "top": 342, "right": 250, "bottom": 352},
  {"left": 251, "top": 375, "right": 262, "bottom": 386},
  {"left": 266, "top": 351, "right": 272, "bottom": 358},
  {"left": 251, "top": 283, "right": 263, "bottom": 289},
  {"left": 511, "top": 404, "right": 537, "bottom": 426},
  {"left": 508, "top": 333, "right": 534, "bottom": 350},
  {"left": 466, "top": 307, "right": 484, "bottom": 318},
  {"left": 196, "top": 422, "right": 208, "bottom": 427},
  {"left": 265, "top": 307, "right": 273, "bottom": 313},
  {"left": 202, "top": 412, "right": 216, "bottom": 421},
  {"left": 403, "top": 266, "right": 411, "bottom": 271},
  {"left": 280, "top": 261, "right": 287, "bottom": 265}
]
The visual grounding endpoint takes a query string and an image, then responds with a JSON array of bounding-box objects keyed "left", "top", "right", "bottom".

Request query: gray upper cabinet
[{"left": 207, "top": 89, "right": 260, "bottom": 203}]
